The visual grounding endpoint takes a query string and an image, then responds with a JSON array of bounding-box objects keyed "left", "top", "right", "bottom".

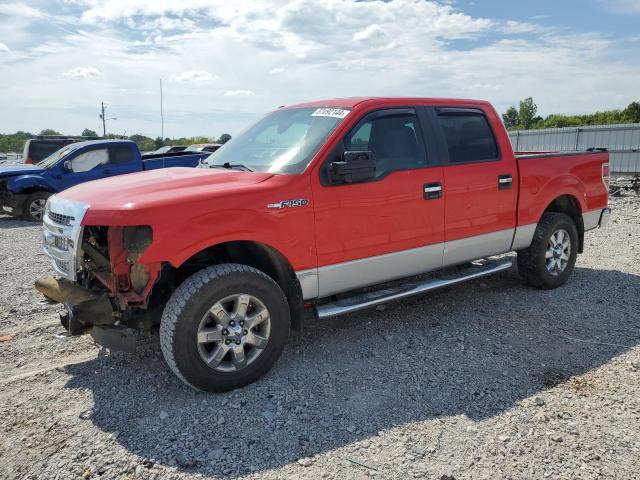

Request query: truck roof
[
  {"left": 282, "top": 97, "right": 493, "bottom": 110},
  {"left": 66, "top": 139, "right": 137, "bottom": 148}
]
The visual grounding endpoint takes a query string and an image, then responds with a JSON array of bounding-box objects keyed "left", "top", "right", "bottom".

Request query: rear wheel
[
  {"left": 517, "top": 212, "right": 578, "bottom": 289},
  {"left": 22, "top": 191, "right": 51, "bottom": 221},
  {"left": 160, "top": 264, "right": 290, "bottom": 392}
]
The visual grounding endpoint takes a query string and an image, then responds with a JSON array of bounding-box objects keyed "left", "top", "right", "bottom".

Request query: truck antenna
[{"left": 160, "top": 78, "right": 165, "bottom": 168}]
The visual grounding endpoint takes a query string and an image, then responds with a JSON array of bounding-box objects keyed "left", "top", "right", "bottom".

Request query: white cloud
[
  {"left": 0, "top": 3, "right": 44, "bottom": 18},
  {"left": 500, "top": 20, "right": 539, "bottom": 34},
  {"left": 353, "top": 24, "right": 383, "bottom": 42},
  {"left": 140, "top": 16, "right": 197, "bottom": 32},
  {"left": 224, "top": 89, "right": 254, "bottom": 97},
  {"left": 0, "top": 0, "right": 639, "bottom": 138},
  {"left": 63, "top": 66, "right": 103, "bottom": 79},
  {"left": 169, "top": 70, "right": 216, "bottom": 84},
  {"left": 0, "top": 42, "right": 10, "bottom": 53}
]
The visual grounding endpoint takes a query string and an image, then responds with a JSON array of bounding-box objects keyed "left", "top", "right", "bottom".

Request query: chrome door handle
[
  {"left": 423, "top": 182, "right": 442, "bottom": 200},
  {"left": 498, "top": 175, "right": 512, "bottom": 190}
]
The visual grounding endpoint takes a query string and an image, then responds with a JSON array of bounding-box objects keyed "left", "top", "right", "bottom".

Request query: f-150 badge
[{"left": 267, "top": 199, "right": 309, "bottom": 209}]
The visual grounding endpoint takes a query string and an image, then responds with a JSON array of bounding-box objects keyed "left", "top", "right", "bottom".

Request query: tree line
[
  {"left": 0, "top": 129, "right": 232, "bottom": 154},
  {"left": 503, "top": 98, "right": 640, "bottom": 131}
]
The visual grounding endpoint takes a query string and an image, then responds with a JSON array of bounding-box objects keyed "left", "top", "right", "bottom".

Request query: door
[
  {"left": 311, "top": 108, "right": 445, "bottom": 297},
  {"left": 429, "top": 107, "right": 517, "bottom": 265}
]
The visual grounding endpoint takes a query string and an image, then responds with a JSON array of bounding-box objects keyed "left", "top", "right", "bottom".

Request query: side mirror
[
  {"left": 63, "top": 160, "right": 72, "bottom": 172},
  {"left": 329, "top": 151, "right": 376, "bottom": 185}
]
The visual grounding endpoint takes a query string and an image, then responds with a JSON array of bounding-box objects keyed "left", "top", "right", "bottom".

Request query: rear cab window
[{"left": 435, "top": 108, "right": 499, "bottom": 164}]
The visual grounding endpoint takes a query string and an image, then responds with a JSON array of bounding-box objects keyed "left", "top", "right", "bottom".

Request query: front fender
[
  {"left": 138, "top": 206, "right": 316, "bottom": 272},
  {"left": 7, "top": 174, "right": 56, "bottom": 194}
]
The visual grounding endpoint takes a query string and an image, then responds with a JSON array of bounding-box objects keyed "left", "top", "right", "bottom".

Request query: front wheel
[
  {"left": 517, "top": 212, "right": 578, "bottom": 289},
  {"left": 160, "top": 264, "right": 290, "bottom": 392},
  {"left": 22, "top": 191, "right": 51, "bottom": 221}
]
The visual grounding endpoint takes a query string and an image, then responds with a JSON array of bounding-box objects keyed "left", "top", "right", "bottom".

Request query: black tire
[
  {"left": 22, "top": 191, "right": 51, "bottom": 221},
  {"left": 160, "top": 264, "right": 290, "bottom": 392},
  {"left": 517, "top": 212, "right": 578, "bottom": 289}
]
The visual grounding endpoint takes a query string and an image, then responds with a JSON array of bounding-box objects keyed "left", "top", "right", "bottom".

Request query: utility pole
[
  {"left": 99, "top": 102, "right": 117, "bottom": 137},
  {"left": 100, "top": 102, "right": 106, "bottom": 137}
]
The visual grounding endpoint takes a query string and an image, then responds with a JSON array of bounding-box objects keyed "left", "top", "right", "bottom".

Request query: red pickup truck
[{"left": 35, "top": 97, "right": 610, "bottom": 392}]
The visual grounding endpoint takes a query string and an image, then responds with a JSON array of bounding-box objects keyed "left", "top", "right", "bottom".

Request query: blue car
[{"left": 0, "top": 139, "right": 213, "bottom": 221}]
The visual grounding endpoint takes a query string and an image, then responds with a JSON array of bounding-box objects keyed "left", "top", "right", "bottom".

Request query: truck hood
[
  {"left": 0, "top": 164, "right": 45, "bottom": 177},
  {"left": 59, "top": 167, "right": 274, "bottom": 216}
]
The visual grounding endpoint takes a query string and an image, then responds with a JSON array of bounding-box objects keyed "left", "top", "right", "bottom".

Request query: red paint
[{"left": 56, "top": 97, "right": 608, "bottom": 299}]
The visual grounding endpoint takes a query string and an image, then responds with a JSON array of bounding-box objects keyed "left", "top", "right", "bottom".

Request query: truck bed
[{"left": 515, "top": 150, "right": 609, "bottom": 227}]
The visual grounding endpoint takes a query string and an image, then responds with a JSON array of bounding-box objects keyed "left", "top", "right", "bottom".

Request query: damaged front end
[{"left": 37, "top": 196, "right": 163, "bottom": 351}]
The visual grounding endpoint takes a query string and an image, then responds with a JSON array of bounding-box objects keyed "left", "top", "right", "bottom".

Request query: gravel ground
[{"left": 1, "top": 195, "right": 639, "bottom": 480}]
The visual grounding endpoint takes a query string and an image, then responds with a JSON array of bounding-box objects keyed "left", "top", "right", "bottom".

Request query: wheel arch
[
  {"left": 540, "top": 194, "right": 585, "bottom": 253},
  {"left": 174, "top": 240, "right": 305, "bottom": 330},
  {"left": 7, "top": 175, "right": 55, "bottom": 195}
]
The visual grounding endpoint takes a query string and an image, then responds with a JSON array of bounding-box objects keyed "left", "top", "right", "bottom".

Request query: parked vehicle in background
[
  {"left": 185, "top": 143, "right": 222, "bottom": 153},
  {"left": 22, "top": 135, "right": 100, "bottom": 165},
  {"left": 35, "top": 97, "right": 610, "bottom": 392},
  {"left": 0, "top": 139, "right": 212, "bottom": 220},
  {"left": 152, "top": 145, "right": 187, "bottom": 155}
]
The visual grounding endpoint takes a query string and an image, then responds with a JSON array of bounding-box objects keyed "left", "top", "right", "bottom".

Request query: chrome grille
[
  {"left": 49, "top": 211, "right": 75, "bottom": 226},
  {"left": 42, "top": 196, "right": 89, "bottom": 281},
  {"left": 53, "top": 235, "right": 70, "bottom": 251}
]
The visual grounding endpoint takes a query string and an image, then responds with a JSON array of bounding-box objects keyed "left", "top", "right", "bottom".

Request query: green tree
[
  {"left": 81, "top": 128, "right": 99, "bottom": 137},
  {"left": 623, "top": 101, "right": 640, "bottom": 123},
  {"left": 218, "top": 133, "right": 232, "bottom": 144},
  {"left": 502, "top": 107, "right": 520, "bottom": 129},
  {"left": 518, "top": 97, "right": 538, "bottom": 130},
  {"left": 39, "top": 129, "right": 61, "bottom": 136}
]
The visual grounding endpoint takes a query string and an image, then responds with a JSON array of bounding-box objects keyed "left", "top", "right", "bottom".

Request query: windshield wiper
[{"left": 211, "top": 162, "right": 254, "bottom": 172}]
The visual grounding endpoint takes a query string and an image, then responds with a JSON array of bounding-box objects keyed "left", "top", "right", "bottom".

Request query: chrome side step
[{"left": 316, "top": 260, "right": 512, "bottom": 319}]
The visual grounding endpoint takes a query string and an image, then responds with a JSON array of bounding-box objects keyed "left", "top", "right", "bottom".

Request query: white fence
[{"left": 509, "top": 124, "right": 640, "bottom": 173}]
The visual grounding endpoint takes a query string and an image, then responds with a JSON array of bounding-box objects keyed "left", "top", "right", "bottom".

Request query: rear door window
[
  {"left": 110, "top": 145, "right": 135, "bottom": 164},
  {"left": 436, "top": 110, "right": 499, "bottom": 163}
]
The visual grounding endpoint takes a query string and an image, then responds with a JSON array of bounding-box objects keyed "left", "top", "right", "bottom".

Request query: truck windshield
[
  {"left": 37, "top": 145, "right": 78, "bottom": 169},
  {"left": 202, "top": 107, "right": 351, "bottom": 174}
]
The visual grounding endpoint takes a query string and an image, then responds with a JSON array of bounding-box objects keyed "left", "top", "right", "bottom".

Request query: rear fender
[{"left": 524, "top": 173, "right": 588, "bottom": 225}]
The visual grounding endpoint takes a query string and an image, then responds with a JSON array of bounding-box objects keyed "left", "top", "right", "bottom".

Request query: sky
[{"left": 1, "top": 0, "right": 639, "bottom": 139}]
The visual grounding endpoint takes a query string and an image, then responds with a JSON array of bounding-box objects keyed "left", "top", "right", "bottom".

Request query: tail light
[
  {"left": 25, "top": 157, "right": 33, "bottom": 164},
  {"left": 602, "top": 162, "right": 610, "bottom": 190}
]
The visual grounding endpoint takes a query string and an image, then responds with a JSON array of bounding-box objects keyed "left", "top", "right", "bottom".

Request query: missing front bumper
[
  {"left": 35, "top": 275, "right": 156, "bottom": 352},
  {"left": 35, "top": 276, "right": 115, "bottom": 333}
]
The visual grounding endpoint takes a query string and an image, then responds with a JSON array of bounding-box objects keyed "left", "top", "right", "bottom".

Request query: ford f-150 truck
[
  {"left": 35, "top": 98, "right": 610, "bottom": 392},
  {"left": 0, "top": 139, "right": 212, "bottom": 221}
]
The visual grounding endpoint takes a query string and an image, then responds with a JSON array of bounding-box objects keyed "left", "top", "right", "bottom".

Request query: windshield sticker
[{"left": 311, "top": 108, "right": 350, "bottom": 119}]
